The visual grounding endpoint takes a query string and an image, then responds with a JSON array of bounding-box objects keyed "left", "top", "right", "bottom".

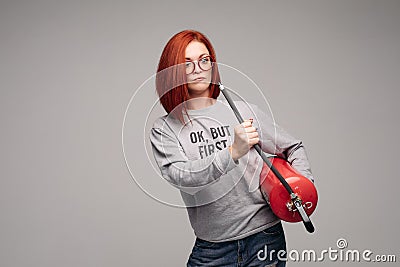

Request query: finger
[
  {"left": 245, "top": 126, "right": 257, "bottom": 133},
  {"left": 247, "top": 132, "right": 259, "bottom": 139},
  {"left": 241, "top": 121, "right": 252, "bottom": 127},
  {"left": 249, "top": 137, "right": 260, "bottom": 146}
]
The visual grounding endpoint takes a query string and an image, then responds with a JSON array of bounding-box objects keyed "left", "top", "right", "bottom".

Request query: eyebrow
[{"left": 185, "top": 53, "right": 209, "bottom": 61}]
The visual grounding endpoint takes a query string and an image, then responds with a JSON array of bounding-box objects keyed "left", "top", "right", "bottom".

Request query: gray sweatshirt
[{"left": 149, "top": 99, "right": 314, "bottom": 242}]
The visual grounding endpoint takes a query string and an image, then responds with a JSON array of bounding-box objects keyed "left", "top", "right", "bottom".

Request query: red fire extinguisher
[{"left": 260, "top": 157, "right": 318, "bottom": 223}]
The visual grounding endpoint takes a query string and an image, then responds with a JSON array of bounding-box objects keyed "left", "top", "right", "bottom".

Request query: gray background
[{"left": 1, "top": 0, "right": 399, "bottom": 266}]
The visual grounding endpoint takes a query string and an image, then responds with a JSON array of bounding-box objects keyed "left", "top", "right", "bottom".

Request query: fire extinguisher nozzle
[{"left": 304, "top": 221, "right": 315, "bottom": 233}]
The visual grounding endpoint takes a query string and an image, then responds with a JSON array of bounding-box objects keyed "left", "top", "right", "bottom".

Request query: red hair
[{"left": 156, "top": 30, "right": 221, "bottom": 124}]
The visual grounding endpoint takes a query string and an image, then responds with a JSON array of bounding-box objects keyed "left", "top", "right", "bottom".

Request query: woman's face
[{"left": 185, "top": 41, "right": 212, "bottom": 98}]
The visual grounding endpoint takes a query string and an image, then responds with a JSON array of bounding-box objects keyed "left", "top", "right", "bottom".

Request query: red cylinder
[{"left": 260, "top": 157, "right": 318, "bottom": 222}]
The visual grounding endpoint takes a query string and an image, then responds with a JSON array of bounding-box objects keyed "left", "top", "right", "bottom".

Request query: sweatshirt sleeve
[
  {"left": 253, "top": 105, "right": 315, "bottom": 182},
  {"left": 149, "top": 123, "right": 239, "bottom": 194}
]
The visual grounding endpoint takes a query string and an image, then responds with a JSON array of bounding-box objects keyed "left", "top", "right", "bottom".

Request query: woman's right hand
[{"left": 229, "top": 119, "right": 259, "bottom": 161}]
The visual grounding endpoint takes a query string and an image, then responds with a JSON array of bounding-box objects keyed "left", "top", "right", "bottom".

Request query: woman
[{"left": 150, "top": 30, "right": 314, "bottom": 266}]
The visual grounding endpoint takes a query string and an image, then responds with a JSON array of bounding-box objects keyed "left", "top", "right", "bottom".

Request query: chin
[{"left": 187, "top": 83, "right": 211, "bottom": 94}]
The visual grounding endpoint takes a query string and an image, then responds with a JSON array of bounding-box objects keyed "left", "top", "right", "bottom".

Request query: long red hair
[{"left": 156, "top": 30, "right": 221, "bottom": 124}]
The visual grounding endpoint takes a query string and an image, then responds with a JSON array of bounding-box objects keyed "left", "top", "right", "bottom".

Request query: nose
[{"left": 193, "top": 62, "right": 202, "bottom": 74}]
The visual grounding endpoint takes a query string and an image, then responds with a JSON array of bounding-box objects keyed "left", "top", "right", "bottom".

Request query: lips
[{"left": 192, "top": 77, "right": 206, "bottom": 82}]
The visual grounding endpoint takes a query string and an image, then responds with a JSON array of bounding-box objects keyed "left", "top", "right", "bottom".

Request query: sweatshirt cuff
[{"left": 215, "top": 148, "right": 239, "bottom": 175}]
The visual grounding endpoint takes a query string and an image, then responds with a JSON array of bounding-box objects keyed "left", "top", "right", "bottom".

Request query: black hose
[{"left": 218, "top": 82, "right": 294, "bottom": 194}]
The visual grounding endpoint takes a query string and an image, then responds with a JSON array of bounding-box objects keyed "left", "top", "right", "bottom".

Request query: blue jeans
[{"left": 187, "top": 222, "right": 286, "bottom": 267}]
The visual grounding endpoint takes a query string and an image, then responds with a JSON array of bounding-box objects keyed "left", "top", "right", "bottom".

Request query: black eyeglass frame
[{"left": 185, "top": 55, "right": 213, "bottom": 75}]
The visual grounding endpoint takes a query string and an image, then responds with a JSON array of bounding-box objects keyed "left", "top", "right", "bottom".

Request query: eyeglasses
[{"left": 185, "top": 56, "right": 213, "bottom": 75}]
